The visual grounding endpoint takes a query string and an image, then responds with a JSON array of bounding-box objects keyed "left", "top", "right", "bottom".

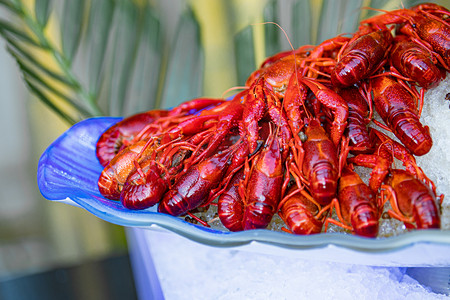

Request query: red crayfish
[{"left": 94, "top": 3, "right": 447, "bottom": 237}]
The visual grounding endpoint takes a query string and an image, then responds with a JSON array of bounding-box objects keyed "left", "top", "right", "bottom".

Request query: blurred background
[{"left": 0, "top": 0, "right": 447, "bottom": 299}]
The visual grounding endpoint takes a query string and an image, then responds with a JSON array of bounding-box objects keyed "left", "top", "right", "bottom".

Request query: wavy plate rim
[{"left": 37, "top": 117, "right": 450, "bottom": 254}]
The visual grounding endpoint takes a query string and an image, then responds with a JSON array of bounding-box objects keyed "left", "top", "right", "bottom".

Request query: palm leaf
[
  {"left": 263, "top": 0, "right": 281, "bottom": 58},
  {"left": 34, "top": 0, "right": 51, "bottom": 27},
  {"left": 0, "top": 19, "right": 44, "bottom": 47},
  {"left": 291, "top": 0, "right": 312, "bottom": 47},
  {"left": 100, "top": 0, "right": 145, "bottom": 116},
  {"left": 124, "top": 7, "right": 163, "bottom": 114},
  {"left": 0, "top": 0, "right": 180, "bottom": 123},
  {"left": 159, "top": 7, "right": 204, "bottom": 109},
  {"left": 8, "top": 47, "right": 91, "bottom": 117},
  {"left": 85, "top": 0, "right": 115, "bottom": 97},
  {"left": 60, "top": 0, "right": 86, "bottom": 64},
  {"left": 24, "top": 77, "right": 78, "bottom": 125},
  {"left": 0, "top": 0, "right": 102, "bottom": 123},
  {"left": 234, "top": 26, "right": 256, "bottom": 86},
  {"left": 4, "top": 34, "right": 74, "bottom": 86}
]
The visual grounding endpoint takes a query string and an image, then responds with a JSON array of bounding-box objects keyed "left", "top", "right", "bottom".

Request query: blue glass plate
[{"left": 37, "top": 117, "right": 450, "bottom": 256}]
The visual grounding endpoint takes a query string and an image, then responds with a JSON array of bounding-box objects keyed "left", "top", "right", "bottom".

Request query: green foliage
[
  {"left": 0, "top": 0, "right": 204, "bottom": 123},
  {"left": 0, "top": 0, "right": 421, "bottom": 124},
  {"left": 159, "top": 7, "right": 203, "bottom": 110},
  {"left": 234, "top": 26, "right": 256, "bottom": 87}
]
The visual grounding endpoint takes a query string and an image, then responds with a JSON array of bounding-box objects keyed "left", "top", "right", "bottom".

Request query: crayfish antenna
[
  {"left": 221, "top": 86, "right": 247, "bottom": 99},
  {"left": 251, "top": 21, "right": 304, "bottom": 87},
  {"left": 252, "top": 21, "right": 296, "bottom": 53}
]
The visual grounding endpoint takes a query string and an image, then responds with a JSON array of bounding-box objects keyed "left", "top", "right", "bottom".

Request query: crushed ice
[{"left": 143, "top": 229, "right": 448, "bottom": 299}]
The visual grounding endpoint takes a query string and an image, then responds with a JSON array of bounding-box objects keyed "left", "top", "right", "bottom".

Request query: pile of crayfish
[{"left": 95, "top": 3, "right": 449, "bottom": 237}]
